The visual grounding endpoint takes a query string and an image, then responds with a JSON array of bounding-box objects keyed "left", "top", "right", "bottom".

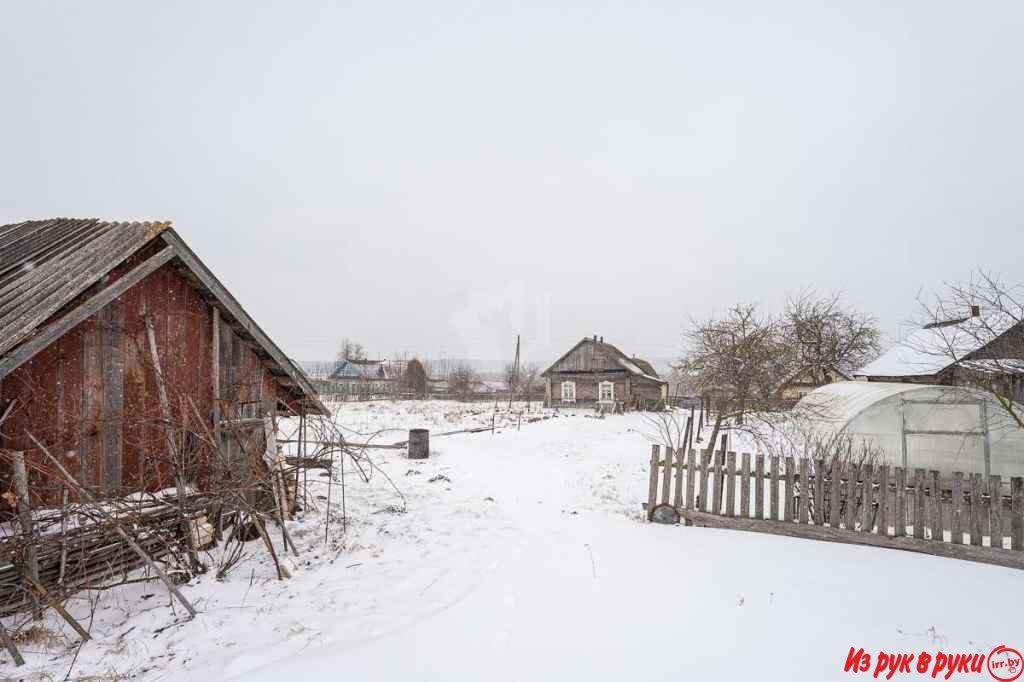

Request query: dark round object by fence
[
  {"left": 651, "top": 504, "right": 681, "bottom": 525},
  {"left": 408, "top": 429, "right": 430, "bottom": 459}
]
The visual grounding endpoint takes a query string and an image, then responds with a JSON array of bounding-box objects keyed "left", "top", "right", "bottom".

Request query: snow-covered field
[{"left": 4, "top": 401, "right": 1022, "bottom": 681}]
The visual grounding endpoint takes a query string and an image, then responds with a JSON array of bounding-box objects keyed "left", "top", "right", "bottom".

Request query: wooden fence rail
[{"left": 645, "top": 445, "right": 1024, "bottom": 570}]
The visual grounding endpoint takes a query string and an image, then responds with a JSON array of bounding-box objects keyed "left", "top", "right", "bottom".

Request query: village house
[
  {"left": 328, "top": 358, "right": 396, "bottom": 398},
  {"left": 0, "top": 218, "right": 326, "bottom": 506},
  {"left": 854, "top": 307, "right": 1024, "bottom": 402},
  {"left": 777, "top": 365, "right": 852, "bottom": 402},
  {"left": 542, "top": 336, "right": 667, "bottom": 409}
]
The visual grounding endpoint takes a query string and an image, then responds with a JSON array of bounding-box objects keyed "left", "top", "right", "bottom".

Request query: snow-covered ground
[{"left": 3, "top": 401, "right": 1022, "bottom": 680}]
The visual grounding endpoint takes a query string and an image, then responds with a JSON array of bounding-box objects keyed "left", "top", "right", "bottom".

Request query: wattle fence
[{"left": 645, "top": 444, "right": 1024, "bottom": 569}]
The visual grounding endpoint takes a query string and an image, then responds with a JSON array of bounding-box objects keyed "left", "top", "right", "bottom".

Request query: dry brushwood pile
[{"left": 0, "top": 491, "right": 211, "bottom": 618}]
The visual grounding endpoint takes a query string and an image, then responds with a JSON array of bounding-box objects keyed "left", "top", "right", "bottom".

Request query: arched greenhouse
[{"left": 794, "top": 381, "right": 1024, "bottom": 479}]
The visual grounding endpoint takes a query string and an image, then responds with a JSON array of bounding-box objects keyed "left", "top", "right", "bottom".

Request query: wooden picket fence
[{"left": 645, "top": 444, "right": 1024, "bottom": 570}]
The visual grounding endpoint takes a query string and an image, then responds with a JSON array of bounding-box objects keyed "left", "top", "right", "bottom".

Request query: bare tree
[
  {"left": 678, "top": 304, "right": 792, "bottom": 448},
  {"left": 337, "top": 338, "right": 366, "bottom": 363},
  {"left": 502, "top": 362, "right": 520, "bottom": 394},
  {"left": 448, "top": 362, "right": 479, "bottom": 401},
  {"left": 912, "top": 270, "right": 1024, "bottom": 428},
  {"left": 783, "top": 290, "right": 882, "bottom": 382}
]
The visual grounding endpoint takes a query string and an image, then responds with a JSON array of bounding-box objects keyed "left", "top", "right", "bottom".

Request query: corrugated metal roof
[{"left": 0, "top": 218, "right": 168, "bottom": 356}]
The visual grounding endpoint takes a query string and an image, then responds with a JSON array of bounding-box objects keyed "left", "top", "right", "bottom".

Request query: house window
[
  {"left": 599, "top": 381, "right": 614, "bottom": 403},
  {"left": 561, "top": 381, "right": 576, "bottom": 402}
]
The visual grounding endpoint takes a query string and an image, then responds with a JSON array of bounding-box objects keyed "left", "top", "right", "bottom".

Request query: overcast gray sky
[{"left": 3, "top": 1, "right": 1023, "bottom": 367}]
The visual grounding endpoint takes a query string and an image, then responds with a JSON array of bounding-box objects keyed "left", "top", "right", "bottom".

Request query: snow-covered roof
[
  {"left": 856, "top": 312, "right": 1020, "bottom": 378},
  {"left": 794, "top": 381, "right": 991, "bottom": 429},
  {"left": 615, "top": 356, "right": 663, "bottom": 383}
]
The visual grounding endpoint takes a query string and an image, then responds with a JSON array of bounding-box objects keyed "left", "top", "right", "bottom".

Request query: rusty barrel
[{"left": 408, "top": 429, "right": 430, "bottom": 459}]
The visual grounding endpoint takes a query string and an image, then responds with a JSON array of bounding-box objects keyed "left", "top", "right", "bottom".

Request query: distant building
[
  {"left": 855, "top": 308, "right": 1024, "bottom": 402},
  {"left": 328, "top": 359, "right": 397, "bottom": 398},
  {"left": 777, "top": 365, "right": 851, "bottom": 402},
  {"left": 542, "top": 336, "right": 667, "bottom": 409}
]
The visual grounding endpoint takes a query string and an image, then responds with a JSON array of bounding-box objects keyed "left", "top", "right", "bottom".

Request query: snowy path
[
  {"left": 236, "top": 408, "right": 1022, "bottom": 682},
  {"left": 5, "top": 403, "right": 1022, "bottom": 680}
]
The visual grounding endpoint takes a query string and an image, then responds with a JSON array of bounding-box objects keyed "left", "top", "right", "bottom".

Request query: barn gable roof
[
  {"left": 541, "top": 337, "right": 666, "bottom": 384},
  {"left": 331, "top": 359, "right": 390, "bottom": 380},
  {"left": 0, "top": 218, "right": 327, "bottom": 415}
]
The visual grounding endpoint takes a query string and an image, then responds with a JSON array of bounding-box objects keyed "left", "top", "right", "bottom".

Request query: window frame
[
  {"left": 598, "top": 380, "right": 615, "bottom": 403},
  {"left": 561, "top": 381, "right": 576, "bottom": 403}
]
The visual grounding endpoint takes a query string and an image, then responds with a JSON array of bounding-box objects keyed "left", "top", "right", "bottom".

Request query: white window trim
[
  {"left": 598, "top": 380, "right": 615, "bottom": 403},
  {"left": 561, "top": 381, "right": 576, "bottom": 403}
]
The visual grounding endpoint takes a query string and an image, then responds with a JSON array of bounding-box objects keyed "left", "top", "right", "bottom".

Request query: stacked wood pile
[{"left": 0, "top": 492, "right": 209, "bottom": 617}]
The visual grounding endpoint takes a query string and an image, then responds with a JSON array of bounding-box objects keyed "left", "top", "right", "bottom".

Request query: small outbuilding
[
  {"left": 795, "top": 381, "right": 1024, "bottom": 479},
  {"left": 542, "top": 336, "right": 667, "bottom": 409}
]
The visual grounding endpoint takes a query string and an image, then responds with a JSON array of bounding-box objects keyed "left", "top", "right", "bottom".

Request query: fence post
[
  {"left": 673, "top": 446, "right": 686, "bottom": 508},
  {"left": 915, "top": 469, "right": 927, "bottom": 540},
  {"left": 970, "top": 474, "right": 983, "bottom": 547},
  {"left": 894, "top": 467, "right": 906, "bottom": 538},
  {"left": 829, "top": 461, "right": 842, "bottom": 528},
  {"left": 685, "top": 450, "right": 697, "bottom": 511},
  {"left": 930, "top": 470, "right": 942, "bottom": 542},
  {"left": 740, "top": 453, "right": 751, "bottom": 519},
  {"left": 814, "top": 458, "right": 825, "bottom": 525},
  {"left": 878, "top": 465, "right": 890, "bottom": 536},
  {"left": 725, "top": 452, "right": 736, "bottom": 517},
  {"left": 952, "top": 472, "right": 964, "bottom": 545},
  {"left": 798, "top": 458, "right": 809, "bottom": 524},
  {"left": 754, "top": 454, "right": 765, "bottom": 520},
  {"left": 861, "top": 463, "right": 874, "bottom": 532},
  {"left": 1011, "top": 477, "right": 1023, "bottom": 551},
  {"left": 769, "top": 456, "right": 780, "bottom": 521},
  {"left": 647, "top": 446, "right": 659, "bottom": 521},
  {"left": 661, "top": 447, "right": 673, "bottom": 507},
  {"left": 844, "top": 463, "right": 858, "bottom": 529},
  {"left": 699, "top": 449, "right": 710, "bottom": 512},
  {"left": 784, "top": 457, "right": 795, "bottom": 522},
  {"left": 11, "top": 451, "right": 40, "bottom": 619},
  {"left": 711, "top": 449, "right": 723, "bottom": 515},
  {"left": 989, "top": 474, "right": 1003, "bottom": 548}
]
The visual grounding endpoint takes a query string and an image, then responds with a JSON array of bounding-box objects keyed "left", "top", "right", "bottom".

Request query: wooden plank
[
  {"left": 685, "top": 449, "right": 696, "bottom": 511},
  {"left": 911, "top": 469, "right": 925, "bottom": 540},
  {"left": 672, "top": 445, "right": 685, "bottom": 508},
  {"left": 989, "top": 475, "right": 1003, "bottom": 549},
  {"left": 861, "top": 463, "right": 874, "bottom": 532},
  {"left": 814, "top": 458, "right": 825, "bottom": 525},
  {"left": 843, "top": 463, "right": 857, "bottom": 530},
  {"left": 931, "top": 470, "right": 943, "bottom": 542},
  {"left": 829, "top": 461, "right": 842, "bottom": 528},
  {"left": 0, "top": 621, "right": 24, "bottom": 667},
  {"left": 894, "top": 467, "right": 906, "bottom": 538},
  {"left": 952, "top": 472, "right": 964, "bottom": 545},
  {"left": 754, "top": 454, "right": 764, "bottom": 520},
  {"left": 711, "top": 449, "right": 723, "bottom": 515},
  {"left": 783, "top": 457, "right": 795, "bottom": 522},
  {"left": 699, "top": 450, "right": 710, "bottom": 512},
  {"left": 970, "top": 474, "right": 983, "bottom": 547},
  {"left": 797, "top": 458, "right": 809, "bottom": 524},
  {"left": 11, "top": 451, "right": 39, "bottom": 617},
  {"left": 81, "top": 314, "right": 103, "bottom": 491},
  {"left": 661, "top": 446, "right": 672, "bottom": 506},
  {"left": 769, "top": 455, "right": 779, "bottom": 521},
  {"left": 725, "top": 452, "right": 736, "bottom": 517},
  {"left": 646, "top": 445, "right": 659, "bottom": 520},
  {"left": 679, "top": 510, "right": 1024, "bottom": 571},
  {"left": 1011, "top": 477, "right": 1023, "bottom": 551},
  {"left": 0, "top": 247, "right": 177, "bottom": 380},
  {"left": 101, "top": 300, "right": 125, "bottom": 495},
  {"left": 878, "top": 465, "right": 890, "bottom": 536},
  {"left": 740, "top": 453, "right": 751, "bottom": 519}
]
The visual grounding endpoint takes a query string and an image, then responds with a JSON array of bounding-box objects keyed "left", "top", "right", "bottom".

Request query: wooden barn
[
  {"left": 0, "top": 218, "right": 327, "bottom": 508},
  {"left": 542, "top": 336, "right": 667, "bottom": 409}
]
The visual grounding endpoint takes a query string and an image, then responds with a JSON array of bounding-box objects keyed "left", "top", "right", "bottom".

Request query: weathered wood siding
[{"left": 1, "top": 260, "right": 286, "bottom": 506}]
